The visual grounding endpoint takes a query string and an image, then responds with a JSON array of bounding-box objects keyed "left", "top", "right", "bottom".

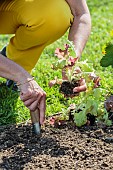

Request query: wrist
[
  {"left": 17, "top": 77, "right": 34, "bottom": 86},
  {"left": 15, "top": 70, "right": 33, "bottom": 85}
]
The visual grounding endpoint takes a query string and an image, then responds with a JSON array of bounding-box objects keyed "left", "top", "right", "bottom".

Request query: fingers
[
  {"left": 24, "top": 95, "right": 46, "bottom": 125},
  {"left": 23, "top": 92, "right": 43, "bottom": 107},
  {"left": 20, "top": 88, "right": 43, "bottom": 102},
  {"left": 24, "top": 92, "right": 46, "bottom": 125},
  {"left": 39, "top": 95, "right": 46, "bottom": 125},
  {"left": 73, "top": 84, "right": 86, "bottom": 93},
  {"left": 19, "top": 80, "right": 46, "bottom": 125},
  {"left": 73, "top": 79, "right": 87, "bottom": 93},
  {"left": 20, "top": 89, "right": 33, "bottom": 101},
  {"left": 23, "top": 93, "right": 46, "bottom": 125},
  {"left": 26, "top": 99, "right": 39, "bottom": 111},
  {"left": 28, "top": 95, "right": 46, "bottom": 125}
]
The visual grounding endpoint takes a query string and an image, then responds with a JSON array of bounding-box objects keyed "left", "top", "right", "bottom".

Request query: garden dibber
[{"left": 30, "top": 109, "right": 41, "bottom": 136}]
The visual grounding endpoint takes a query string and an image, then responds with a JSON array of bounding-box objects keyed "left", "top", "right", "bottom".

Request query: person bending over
[{"left": 0, "top": 0, "right": 91, "bottom": 124}]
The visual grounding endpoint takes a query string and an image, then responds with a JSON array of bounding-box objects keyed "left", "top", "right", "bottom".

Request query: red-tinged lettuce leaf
[
  {"left": 49, "top": 115, "right": 66, "bottom": 127},
  {"left": 67, "top": 56, "right": 78, "bottom": 66},
  {"left": 100, "top": 43, "right": 113, "bottom": 67},
  {"left": 48, "top": 78, "right": 62, "bottom": 87},
  {"left": 48, "top": 79, "right": 57, "bottom": 87},
  {"left": 54, "top": 44, "right": 70, "bottom": 59},
  {"left": 93, "top": 77, "right": 101, "bottom": 88}
]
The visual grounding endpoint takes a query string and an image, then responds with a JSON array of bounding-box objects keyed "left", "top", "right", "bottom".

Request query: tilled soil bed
[{"left": 0, "top": 122, "right": 113, "bottom": 170}]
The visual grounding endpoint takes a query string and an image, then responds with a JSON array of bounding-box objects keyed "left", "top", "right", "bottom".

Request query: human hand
[
  {"left": 62, "top": 66, "right": 87, "bottom": 98},
  {"left": 18, "top": 78, "right": 46, "bottom": 125},
  {"left": 62, "top": 78, "right": 87, "bottom": 98},
  {"left": 73, "top": 78, "right": 87, "bottom": 93}
]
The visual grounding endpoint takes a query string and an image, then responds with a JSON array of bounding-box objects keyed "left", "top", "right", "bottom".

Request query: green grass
[{"left": 0, "top": 0, "right": 113, "bottom": 125}]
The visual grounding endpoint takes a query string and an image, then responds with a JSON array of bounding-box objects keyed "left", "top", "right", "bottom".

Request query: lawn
[{"left": 0, "top": 0, "right": 113, "bottom": 125}]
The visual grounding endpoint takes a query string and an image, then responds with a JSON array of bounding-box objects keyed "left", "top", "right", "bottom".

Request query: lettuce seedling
[{"left": 49, "top": 42, "right": 100, "bottom": 98}]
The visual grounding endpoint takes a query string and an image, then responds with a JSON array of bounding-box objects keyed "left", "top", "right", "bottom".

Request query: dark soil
[
  {"left": 59, "top": 79, "right": 79, "bottom": 97},
  {"left": 0, "top": 121, "right": 113, "bottom": 170}
]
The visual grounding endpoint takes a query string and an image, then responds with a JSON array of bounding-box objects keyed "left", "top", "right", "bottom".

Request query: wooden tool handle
[
  {"left": 30, "top": 109, "right": 40, "bottom": 123},
  {"left": 30, "top": 109, "right": 41, "bottom": 135}
]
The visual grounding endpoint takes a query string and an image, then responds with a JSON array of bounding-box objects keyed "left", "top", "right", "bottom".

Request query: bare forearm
[
  {"left": 66, "top": 0, "right": 91, "bottom": 58},
  {"left": 0, "top": 54, "right": 32, "bottom": 84},
  {"left": 68, "top": 13, "right": 91, "bottom": 58},
  {"left": 0, "top": 54, "right": 46, "bottom": 124}
]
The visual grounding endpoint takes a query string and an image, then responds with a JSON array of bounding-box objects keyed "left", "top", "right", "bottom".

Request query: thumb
[{"left": 73, "top": 79, "right": 87, "bottom": 93}]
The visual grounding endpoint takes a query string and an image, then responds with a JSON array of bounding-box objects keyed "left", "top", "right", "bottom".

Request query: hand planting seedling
[
  {"left": 49, "top": 43, "right": 85, "bottom": 98},
  {"left": 49, "top": 42, "right": 100, "bottom": 97}
]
